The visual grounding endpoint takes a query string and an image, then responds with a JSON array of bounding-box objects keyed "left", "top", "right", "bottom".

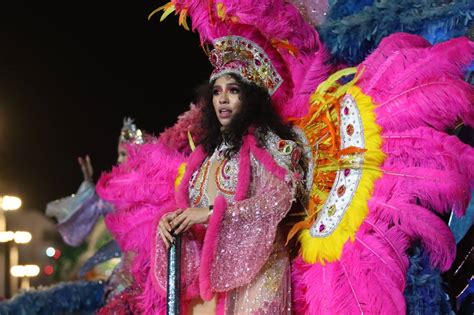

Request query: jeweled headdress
[
  {"left": 150, "top": 0, "right": 330, "bottom": 118},
  {"left": 209, "top": 36, "right": 283, "bottom": 95},
  {"left": 120, "top": 117, "right": 144, "bottom": 145}
]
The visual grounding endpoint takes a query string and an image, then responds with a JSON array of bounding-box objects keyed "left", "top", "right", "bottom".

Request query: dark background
[{"left": 0, "top": 1, "right": 211, "bottom": 212}]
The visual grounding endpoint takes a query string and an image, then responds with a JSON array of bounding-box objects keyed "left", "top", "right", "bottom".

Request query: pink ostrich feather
[
  {"left": 360, "top": 34, "right": 472, "bottom": 95},
  {"left": 374, "top": 78, "right": 473, "bottom": 132},
  {"left": 190, "top": 0, "right": 321, "bottom": 53},
  {"left": 103, "top": 202, "right": 171, "bottom": 314},
  {"left": 375, "top": 37, "right": 473, "bottom": 92},
  {"left": 352, "top": 31, "right": 473, "bottom": 274},
  {"left": 381, "top": 127, "right": 474, "bottom": 216},
  {"left": 96, "top": 141, "right": 186, "bottom": 313},
  {"left": 285, "top": 49, "right": 332, "bottom": 119},
  {"left": 97, "top": 142, "right": 185, "bottom": 209},
  {"left": 98, "top": 143, "right": 182, "bottom": 255},
  {"left": 357, "top": 34, "right": 474, "bottom": 131},
  {"left": 291, "top": 256, "right": 310, "bottom": 314},
  {"left": 104, "top": 203, "right": 171, "bottom": 254},
  {"left": 361, "top": 33, "right": 431, "bottom": 85},
  {"left": 175, "top": 145, "right": 207, "bottom": 208},
  {"left": 139, "top": 271, "right": 167, "bottom": 315},
  {"left": 199, "top": 195, "right": 227, "bottom": 301},
  {"left": 333, "top": 221, "right": 408, "bottom": 314},
  {"left": 292, "top": 219, "right": 409, "bottom": 314},
  {"left": 158, "top": 102, "right": 205, "bottom": 154},
  {"left": 379, "top": 166, "right": 470, "bottom": 213},
  {"left": 351, "top": 224, "right": 407, "bottom": 314},
  {"left": 382, "top": 127, "right": 474, "bottom": 180},
  {"left": 370, "top": 197, "right": 456, "bottom": 271}
]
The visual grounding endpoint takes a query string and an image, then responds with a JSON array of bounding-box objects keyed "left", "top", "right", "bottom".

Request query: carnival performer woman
[
  {"left": 0, "top": 119, "right": 149, "bottom": 314},
  {"left": 46, "top": 118, "right": 144, "bottom": 248},
  {"left": 45, "top": 118, "right": 145, "bottom": 305},
  {"left": 154, "top": 68, "right": 305, "bottom": 313},
  {"left": 96, "top": 1, "right": 473, "bottom": 314}
]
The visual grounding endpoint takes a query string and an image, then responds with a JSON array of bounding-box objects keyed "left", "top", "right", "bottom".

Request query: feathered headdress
[{"left": 149, "top": 0, "right": 330, "bottom": 118}]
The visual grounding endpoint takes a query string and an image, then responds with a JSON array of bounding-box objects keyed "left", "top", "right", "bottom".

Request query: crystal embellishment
[
  {"left": 310, "top": 94, "right": 365, "bottom": 237},
  {"left": 209, "top": 36, "right": 283, "bottom": 95}
]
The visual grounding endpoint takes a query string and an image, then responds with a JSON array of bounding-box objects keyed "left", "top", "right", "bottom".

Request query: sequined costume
[
  {"left": 46, "top": 117, "right": 145, "bottom": 250},
  {"left": 0, "top": 120, "right": 149, "bottom": 314},
  {"left": 46, "top": 179, "right": 137, "bottom": 307},
  {"left": 156, "top": 131, "right": 304, "bottom": 313},
  {"left": 45, "top": 179, "right": 118, "bottom": 282},
  {"left": 46, "top": 180, "right": 114, "bottom": 247},
  {"left": 96, "top": 1, "right": 473, "bottom": 314},
  {"left": 44, "top": 118, "right": 146, "bottom": 310}
]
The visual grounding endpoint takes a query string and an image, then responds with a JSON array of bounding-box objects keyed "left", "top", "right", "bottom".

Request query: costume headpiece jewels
[
  {"left": 150, "top": 0, "right": 328, "bottom": 117},
  {"left": 209, "top": 36, "right": 283, "bottom": 95},
  {"left": 120, "top": 117, "right": 144, "bottom": 145}
]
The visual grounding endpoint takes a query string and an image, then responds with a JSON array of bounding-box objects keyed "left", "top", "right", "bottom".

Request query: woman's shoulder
[
  {"left": 256, "top": 127, "right": 306, "bottom": 173},
  {"left": 256, "top": 127, "right": 311, "bottom": 203}
]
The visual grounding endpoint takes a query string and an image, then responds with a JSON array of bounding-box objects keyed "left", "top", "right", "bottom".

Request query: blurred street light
[
  {"left": 0, "top": 231, "right": 15, "bottom": 242},
  {"left": 10, "top": 265, "right": 40, "bottom": 290},
  {"left": 0, "top": 230, "right": 33, "bottom": 296},
  {"left": 10, "top": 265, "right": 40, "bottom": 277},
  {"left": 0, "top": 231, "right": 32, "bottom": 244},
  {"left": 13, "top": 231, "right": 32, "bottom": 244},
  {"left": 10, "top": 265, "right": 26, "bottom": 278},
  {"left": 43, "top": 265, "right": 54, "bottom": 276},
  {"left": 0, "top": 195, "right": 23, "bottom": 298},
  {"left": 0, "top": 196, "right": 22, "bottom": 211},
  {"left": 45, "top": 247, "right": 55, "bottom": 257},
  {"left": 25, "top": 265, "right": 40, "bottom": 277}
]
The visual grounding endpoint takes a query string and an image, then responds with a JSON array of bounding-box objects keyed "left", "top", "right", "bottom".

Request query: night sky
[{"left": 0, "top": 1, "right": 211, "bottom": 213}]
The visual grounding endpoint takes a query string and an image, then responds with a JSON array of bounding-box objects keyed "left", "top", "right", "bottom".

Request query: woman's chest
[{"left": 188, "top": 152, "right": 240, "bottom": 207}]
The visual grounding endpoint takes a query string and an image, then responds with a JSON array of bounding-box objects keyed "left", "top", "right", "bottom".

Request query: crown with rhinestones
[
  {"left": 120, "top": 117, "right": 144, "bottom": 145},
  {"left": 150, "top": 0, "right": 327, "bottom": 117},
  {"left": 209, "top": 36, "right": 283, "bottom": 95}
]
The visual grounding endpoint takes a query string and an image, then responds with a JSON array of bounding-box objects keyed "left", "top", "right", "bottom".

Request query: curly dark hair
[{"left": 193, "top": 73, "right": 296, "bottom": 157}]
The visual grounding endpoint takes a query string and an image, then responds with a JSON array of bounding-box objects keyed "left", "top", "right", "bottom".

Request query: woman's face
[
  {"left": 212, "top": 75, "right": 242, "bottom": 127},
  {"left": 117, "top": 144, "right": 128, "bottom": 164}
]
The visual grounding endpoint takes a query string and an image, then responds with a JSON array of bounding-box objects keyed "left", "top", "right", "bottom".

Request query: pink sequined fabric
[
  {"left": 153, "top": 138, "right": 296, "bottom": 313},
  {"left": 223, "top": 235, "right": 292, "bottom": 314},
  {"left": 189, "top": 149, "right": 294, "bottom": 313},
  {"left": 153, "top": 228, "right": 203, "bottom": 297},
  {"left": 209, "top": 157, "right": 293, "bottom": 291}
]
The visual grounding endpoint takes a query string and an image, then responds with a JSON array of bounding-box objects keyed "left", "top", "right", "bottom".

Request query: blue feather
[
  {"left": 328, "top": 0, "right": 375, "bottom": 19},
  {"left": 318, "top": 0, "right": 474, "bottom": 65},
  {"left": 0, "top": 281, "right": 105, "bottom": 314},
  {"left": 404, "top": 245, "right": 454, "bottom": 315}
]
